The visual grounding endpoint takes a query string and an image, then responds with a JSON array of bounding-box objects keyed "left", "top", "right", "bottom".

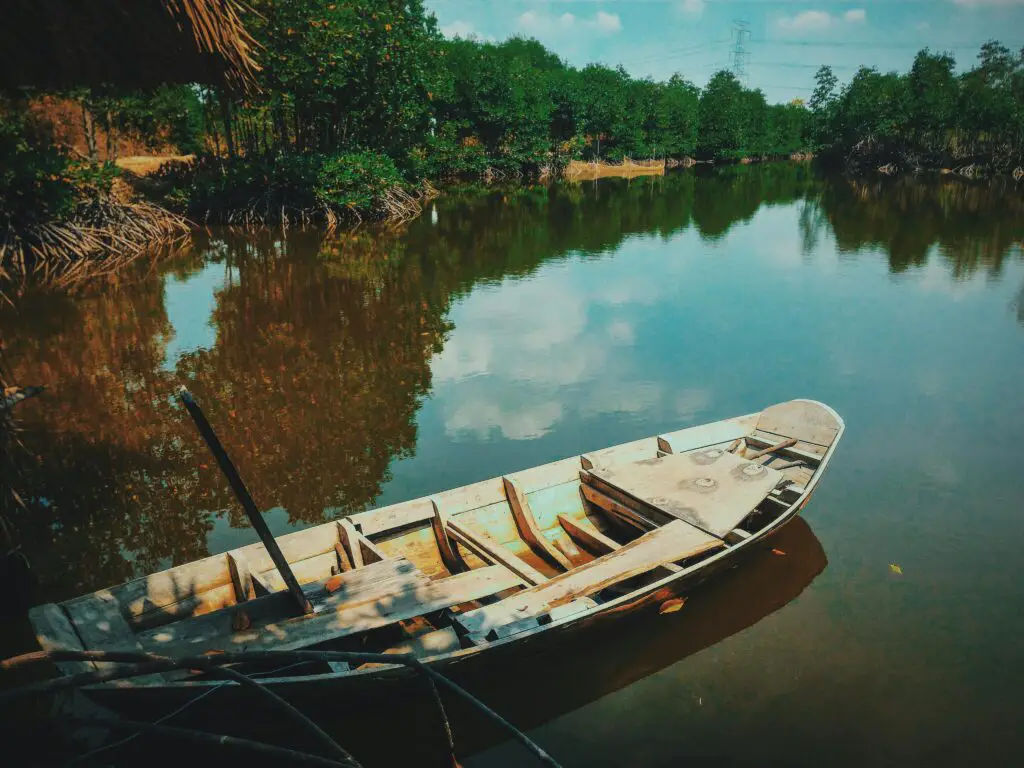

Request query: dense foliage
[
  {"left": 164, "top": 151, "right": 408, "bottom": 222},
  {"left": 809, "top": 43, "right": 1024, "bottom": 169},
  {"left": 3, "top": 0, "right": 1024, "bottom": 241}
]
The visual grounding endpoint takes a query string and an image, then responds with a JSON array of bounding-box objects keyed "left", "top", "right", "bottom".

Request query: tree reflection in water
[{"left": 2, "top": 165, "right": 1021, "bottom": 604}]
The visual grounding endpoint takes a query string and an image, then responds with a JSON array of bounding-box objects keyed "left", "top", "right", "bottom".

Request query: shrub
[
  {"left": 413, "top": 122, "right": 490, "bottom": 180},
  {"left": 0, "top": 113, "right": 76, "bottom": 226},
  {"left": 162, "top": 150, "right": 412, "bottom": 223}
]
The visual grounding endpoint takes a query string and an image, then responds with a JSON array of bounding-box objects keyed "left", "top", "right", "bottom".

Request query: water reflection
[
  {"left": 804, "top": 174, "right": 1024, "bottom": 276},
  {"left": 1, "top": 165, "right": 1022, "bottom": 607}
]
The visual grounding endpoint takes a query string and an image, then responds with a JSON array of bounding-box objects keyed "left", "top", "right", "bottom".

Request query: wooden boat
[{"left": 28, "top": 399, "right": 843, "bottom": 710}]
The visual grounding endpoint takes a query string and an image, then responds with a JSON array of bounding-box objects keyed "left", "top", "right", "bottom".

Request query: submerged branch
[{"left": 1, "top": 648, "right": 563, "bottom": 768}]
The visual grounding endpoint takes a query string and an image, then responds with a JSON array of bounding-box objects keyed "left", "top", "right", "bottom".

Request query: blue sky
[{"left": 426, "top": 1, "right": 1024, "bottom": 103}]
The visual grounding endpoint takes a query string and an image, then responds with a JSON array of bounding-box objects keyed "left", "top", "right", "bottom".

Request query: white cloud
[
  {"left": 674, "top": 389, "right": 713, "bottom": 422},
  {"left": 777, "top": 8, "right": 867, "bottom": 31},
  {"left": 778, "top": 10, "right": 834, "bottom": 31},
  {"left": 679, "top": 0, "right": 707, "bottom": 17},
  {"left": 440, "top": 20, "right": 475, "bottom": 39},
  {"left": 595, "top": 11, "right": 623, "bottom": 32},
  {"left": 517, "top": 9, "right": 622, "bottom": 36},
  {"left": 916, "top": 21, "right": 932, "bottom": 31}
]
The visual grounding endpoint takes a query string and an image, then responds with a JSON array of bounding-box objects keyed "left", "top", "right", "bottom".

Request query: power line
[
  {"left": 751, "top": 40, "right": 994, "bottom": 49},
  {"left": 620, "top": 39, "right": 730, "bottom": 65},
  {"left": 755, "top": 61, "right": 857, "bottom": 70}
]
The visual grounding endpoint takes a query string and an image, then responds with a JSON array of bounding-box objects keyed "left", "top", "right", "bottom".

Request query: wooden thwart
[
  {"left": 431, "top": 497, "right": 468, "bottom": 575},
  {"left": 557, "top": 514, "right": 621, "bottom": 555},
  {"left": 503, "top": 476, "right": 573, "bottom": 571},
  {"left": 457, "top": 521, "right": 722, "bottom": 636},
  {"left": 447, "top": 518, "right": 546, "bottom": 587},
  {"left": 228, "top": 550, "right": 271, "bottom": 602}
]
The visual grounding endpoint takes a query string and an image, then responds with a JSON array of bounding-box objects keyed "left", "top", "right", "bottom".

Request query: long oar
[{"left": 177, "top": 387, "right": 313, "bottom": 615}]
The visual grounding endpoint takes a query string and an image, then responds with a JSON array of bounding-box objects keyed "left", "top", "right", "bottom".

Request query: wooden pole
[{"left": 177, "top": 387, "right": 312, "bottom": 615}]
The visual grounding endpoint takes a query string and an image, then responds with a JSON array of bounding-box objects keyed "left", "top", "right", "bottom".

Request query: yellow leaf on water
[
  {"left": 659, "top": 597, "right": 686, "bottom": 615},
  {"left": 890, "top": 563, "right": 903, "bottom": 575}
]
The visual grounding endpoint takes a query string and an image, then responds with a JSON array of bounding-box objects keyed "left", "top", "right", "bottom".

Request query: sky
[{"left": 425, "top": 0, "right": 1024, "bottom": 103}]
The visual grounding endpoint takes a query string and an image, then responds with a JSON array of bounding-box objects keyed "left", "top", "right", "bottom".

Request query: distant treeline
[{"left": 809, "top": 42, "right": 1024, "bottom": 172}]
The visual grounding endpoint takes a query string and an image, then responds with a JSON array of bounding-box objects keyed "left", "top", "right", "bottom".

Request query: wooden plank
[
  {"left": 657, "top": 420, "right": 753, "bottom": 455},
  {"left": 588, "top": 451, "right": 782, "bottom": 539},
  {"left": 138, "top": 558, "right": 428, "bottom": 654},
  {"left": 447, "top": 519, "right": 547, "bottom": 586},
  {"left": 457, "top": 521, "right": 723, "bottom": 636},
  {"left": 334, "top": 542, "right": 353, "bottom": 573},
  {"left": 104, "top": 555, "right": 232, "bottom": 624},
  {"left": 240, "top": 551, "right": 336, "bottom": 597},
  {"left": 358, "top": 536, "right": 387, "bottom": 565},
  {"left": 746, "top": 432, "right": 823, "bottom": 464},
  {"left": 547, "top": 597, "right": 599, "bottom": 622},
  {"left": 506, "top": 457, "right": 582, "bottom": 494},
  {"left": 109, "top": 521, "right": 342, "bottom": 622},
  {"left": 584, "top": 437, "right": 660, "bottom": 470},
  {"left": 28, "top": 604, "right": 96, "bottom": 674},
  {"left": 431, "top": 497, "right": 468, "bottom": 574},
  {"left": 337, "top": 519, "right": 364, "bottom": 569},
  {"left": 579, "top": 476, "right": 662, "bottom": 531},
  {"left": 227, "top": 550, "right": 270, "bottom": 602},
  {"left": 558, "top": 514, "right": 681, "bottom": 575},
  {"left": 503, "top": 476, "right": 573, "bottom": 571},
  {"left": 66, "top": 591, "right": 164, "bottom": 683},
  {"left": 145, "top": 566, "right": 522, "bottom": 657},
  {"left": 756, "top": 400, "right": 840, "bottom": 448},
  {"left": 524, "top": 481, "right": 587, "bottom": 531},
  {"left": 558, "top": 514, "right": 621, "bottom": 555},
  {"left": 350, "top": 498, "right": 433, "bottom": 537}
]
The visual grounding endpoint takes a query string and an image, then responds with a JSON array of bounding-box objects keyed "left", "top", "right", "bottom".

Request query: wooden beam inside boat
[
  {"left": 557, "top": 514, "right": 621, "bottom": 555},
  {"left": 457, "top": 520, "right": 724, "bottom": 636},
  {"left": 578, "top": 478, "right": 658, "bottom": 531},
  {"left": 446, "top": 518, "right": 546, "bottom": 587},
  {"left": 228, "top": 550, "right": 271, "bottom": 602},
  {"left": 745, "top": 432, "right": 824, "bottom": 464},
  {"left": 431, "top": 497, "right": 468, "bottom": 575},
  {"left": 558, "top": 514, "right": 682, "bottom": 575},
  {"left": 503, "top": 476, "right": 573, "bottom": 571}
]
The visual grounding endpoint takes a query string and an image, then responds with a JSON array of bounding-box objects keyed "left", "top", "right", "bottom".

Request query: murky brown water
[{"left": 3, "top": 166, "right": 1024, "bottom": 765}]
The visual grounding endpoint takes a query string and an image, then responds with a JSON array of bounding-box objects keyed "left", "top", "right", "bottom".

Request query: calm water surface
[{"left": 4, "top": 165, "right": 1024, "bottom": 765}]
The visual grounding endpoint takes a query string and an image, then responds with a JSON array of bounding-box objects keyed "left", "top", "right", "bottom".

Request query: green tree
[{"left": 697, "top": 70, "right": 746, "bottom": 159}]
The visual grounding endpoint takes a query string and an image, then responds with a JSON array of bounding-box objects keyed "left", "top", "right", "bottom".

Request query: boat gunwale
[{"left": 73, "top": 400, "right": 844, "bottom": 692}]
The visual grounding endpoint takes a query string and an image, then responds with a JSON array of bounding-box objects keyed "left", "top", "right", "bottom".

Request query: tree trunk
[
  {"left": 81, "top": 101, "right": 97, "bottom": 162},
  {"left": 219, "top": 93, "right": 236, "bottom": 159}
]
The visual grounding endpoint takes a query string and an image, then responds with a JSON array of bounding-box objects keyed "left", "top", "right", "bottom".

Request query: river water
[{"left": 3, "top": 165, "right": 1024, "bottom": 765}]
